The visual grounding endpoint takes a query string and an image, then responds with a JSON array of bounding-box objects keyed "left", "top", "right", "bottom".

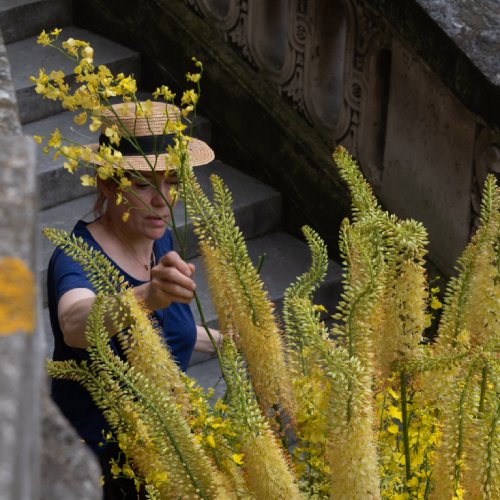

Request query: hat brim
[{"left": 88, "top": 136, "right": 214, "bottom": 171}]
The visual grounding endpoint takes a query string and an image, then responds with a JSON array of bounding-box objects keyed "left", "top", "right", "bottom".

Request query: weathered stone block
[{"left": 381, "top": 41, "right": 476, "bottom": 275}]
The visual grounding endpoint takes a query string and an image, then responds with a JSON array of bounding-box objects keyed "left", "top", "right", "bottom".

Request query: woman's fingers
[
  {"left": 160, "top": 251, "right": 193, "bottom": 277},
  {"left": 149, "top": 251, "right": 197, "bottom": 306}
]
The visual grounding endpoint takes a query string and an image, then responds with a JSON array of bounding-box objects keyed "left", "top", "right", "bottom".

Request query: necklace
[{"left": 106, "top": 222, "right": 155, "bottom": 272}]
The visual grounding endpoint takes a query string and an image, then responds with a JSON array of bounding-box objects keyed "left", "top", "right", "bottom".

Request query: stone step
[
  {"left": 24, "top": 108, "right": 212, "bottom": 209},
  {"left": 41, "top": 230, "right": 342, "bottom": 370},
  {"left": 0, "top": 0, "right": 72, "bottom": 44},
  {"left": 38, "top": 158, "right": 282, "bottom": 296},
  {"left": 7, "top": 25, "right": 141, "bottom": 124}
]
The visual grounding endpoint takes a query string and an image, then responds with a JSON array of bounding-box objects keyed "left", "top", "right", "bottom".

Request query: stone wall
[{"left": 74, "top": 0, "right": 499, "bottom": 276}]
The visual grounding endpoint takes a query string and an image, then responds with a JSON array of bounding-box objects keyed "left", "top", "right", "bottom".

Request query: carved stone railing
[
  {"left": 75, "top": 0, "right": 500, "bottom": 277},
  {"left": 181, "top": 0, "right": 500, "bottom": 275}
]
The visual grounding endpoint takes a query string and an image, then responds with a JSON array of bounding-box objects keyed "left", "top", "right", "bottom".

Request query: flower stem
[{"left": 400, "top": 369, "right": 411, "bottom": 483}]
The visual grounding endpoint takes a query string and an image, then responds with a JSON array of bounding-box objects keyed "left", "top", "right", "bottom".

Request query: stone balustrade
[{"left": 182, "top": 0, "right": 500, "bottom": 275}]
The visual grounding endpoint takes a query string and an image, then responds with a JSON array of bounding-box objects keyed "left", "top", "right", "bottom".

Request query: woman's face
[{"left": 107, "top": 171, "right": 178, "bottom": 241}]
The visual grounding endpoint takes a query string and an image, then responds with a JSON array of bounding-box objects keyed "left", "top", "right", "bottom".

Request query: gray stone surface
[
  {"left": 0, "top": 28, "right": 21, "bottom": 135},
  {"left": 381, "top": 41, "right": 476, "bottom": 276},
  {"left": 0, "top": 0, "right": 72, "bottom": 44},
  {"left": 0, "top": 24, "right": 42, "bottom": 499},
  {"left": 41, "top": 396, "right": 101, "bottom": 500},
  {"left": 7, "top": 26, "right": 141, "bottom": 123},
  {"left": 416, "top": 0, "right": 500, "bottom": 86}
]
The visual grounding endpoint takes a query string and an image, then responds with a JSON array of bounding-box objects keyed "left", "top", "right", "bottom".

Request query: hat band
[{"left": 98, "top": 133, "right": 176, "bottom": 156}]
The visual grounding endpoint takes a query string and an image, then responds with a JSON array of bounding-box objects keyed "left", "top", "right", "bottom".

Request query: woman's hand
[{"left": 136, "top": 251, "right": 196, "bottom": 311}]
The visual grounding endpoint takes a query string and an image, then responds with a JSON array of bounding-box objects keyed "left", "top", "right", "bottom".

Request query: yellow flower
[
  {"left": 63, "top": 159, "right": 78, "bottom": 173},
  {"left": 104, "top": 125, "right": 120, "bottom": 146},
  {"left": 206, "top": 434, "right": 216, "bottom": 448},
  {"left": 122, "top": 211, "right": 130, "bottom": 222},
  {"left": 387, "top": 405, "right": 402, "bottom": 422},
  {"left": 430, "top": 297, "right": 442, "bottom": 310},
  {"left": 181, "top": 89, "right": 199, "bottom": 106},
  {"left": 50, "top": 28, "right": 62, "bottom": 37},
  {"left": 119, "top": 176, "right": 132, "bottom": 190},
  {"left": 313, "top": 304, "right": 327, "bottom": 313},
  {"left": 37, "top": 30, "right": 51, "bottom": 46},
  {"left": 80, "top": 174, "right": 96, "bottom": 187},
  {"left": 97, "top": 164, "right": 114, "bottom": 180},
  {"left": 81, "top": 45, "right": 94, "bottom": 60},
  {"left": 191, "top": 56, "right": 203, "bottom": 68},
  {"left": 89, "top": 116, "right": 102, "bottom": 132},
  {"left": 152, "top": 85, "right": 176, "bottom": 101},
  {"left": 33, "top": 135, "right": 43, "bottom": 144},
  {"left": 186, "top": 72, "right": 201, "bottom": 83},
  {"left": 73, "top": 112, "right": 87, "bottom": 125},
  {"left": 119, "top": 76, "right": 137, "bottom": 94},
  {"left": 122, "top": 463, "right": 135, "bottom": 478},
  {"left": 232, "top": 453, "right": 244, "bottom": 465},
  {"left": 48, "top": 128, "right": 61, "bottom": 148},
  {"left": 110, "top": 460, "right": 121, "bottom": 477}
]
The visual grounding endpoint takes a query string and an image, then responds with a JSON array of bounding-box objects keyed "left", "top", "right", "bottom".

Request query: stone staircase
[{"left": 3, "top": 0, "right": 342, "bottom": 392}]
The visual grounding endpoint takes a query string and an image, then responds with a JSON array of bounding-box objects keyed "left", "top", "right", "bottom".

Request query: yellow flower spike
[
  {"left": 37, "top": 30, "right": 51, "bottom": 46},
  {"left": 73, "top": 111, "right": 87, "bottom": 126}
]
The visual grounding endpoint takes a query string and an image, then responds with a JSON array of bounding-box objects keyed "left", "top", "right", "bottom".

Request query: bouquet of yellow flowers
[{"left": 35, "top": 30, "right": 498, "bottom": 499}]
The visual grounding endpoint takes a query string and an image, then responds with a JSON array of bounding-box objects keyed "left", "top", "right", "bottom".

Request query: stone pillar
[{"left": 0, "top": 29, "right": 100, "bottom": 500}]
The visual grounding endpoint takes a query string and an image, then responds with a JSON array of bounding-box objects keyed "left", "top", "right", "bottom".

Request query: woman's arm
[
  {"left": 58, "top": 251, "right": 197, "bottom": 348},
  {"left": 194, "top": 326, "right": 221, "bottom": 354}
]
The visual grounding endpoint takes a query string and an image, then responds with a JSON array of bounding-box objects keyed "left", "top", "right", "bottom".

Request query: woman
[{"left": 47, "top": 101, "right": 219, "bottom": 498}]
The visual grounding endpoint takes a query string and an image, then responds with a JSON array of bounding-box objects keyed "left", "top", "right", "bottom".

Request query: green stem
[
  {"left": 484, "top": 396, "right": 499, "bottom": 498},
  {"left": 193, "top": 291, "right": 228, "bottom": 385},
  {"left": 478, "top": 365, "right": 488, "bottom": 415},
  {"left": 400, "top": 369, "right": 412, "bottom": 484}
]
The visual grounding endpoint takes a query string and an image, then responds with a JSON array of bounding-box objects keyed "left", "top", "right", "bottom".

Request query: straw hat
[{"left": 93, "top": 101, "right": 214, "bottom": 171}]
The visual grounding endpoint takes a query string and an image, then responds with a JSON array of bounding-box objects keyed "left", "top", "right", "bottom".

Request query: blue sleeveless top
[{"left": 48, "top": 220, "right": 196, "bottom": 454}]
